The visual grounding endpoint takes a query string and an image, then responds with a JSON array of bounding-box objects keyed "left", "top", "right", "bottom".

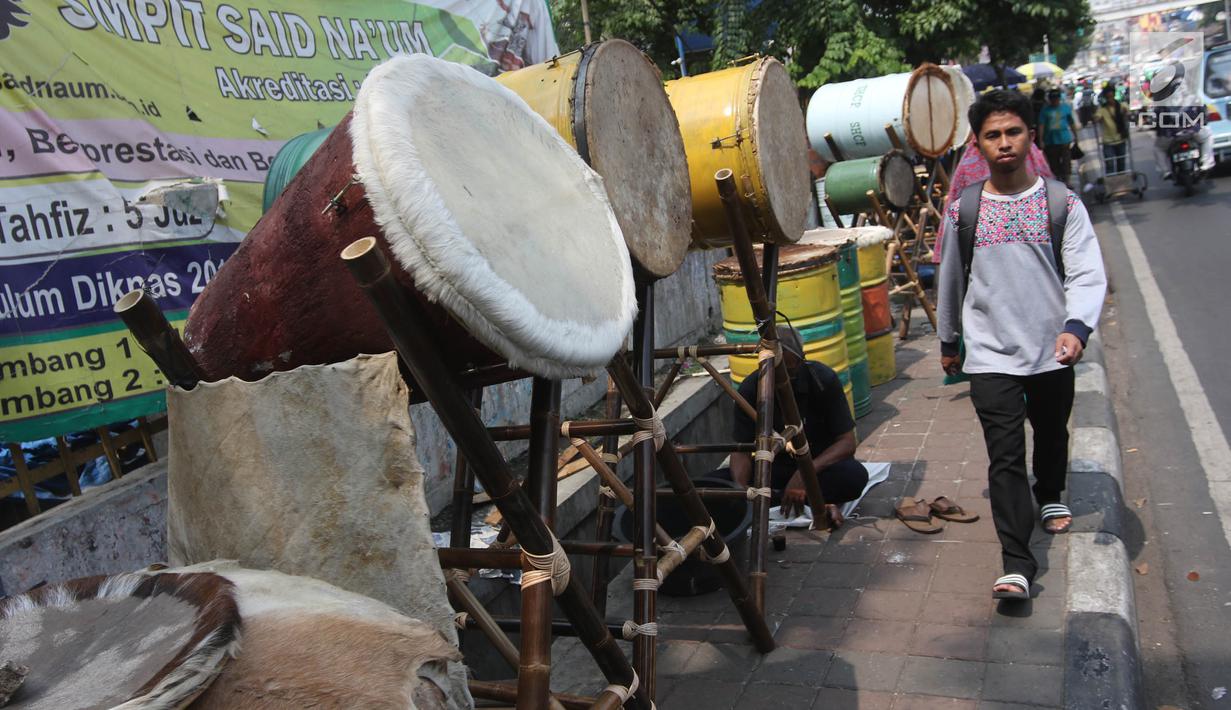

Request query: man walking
[
  {"left": 1038, "top": 88, "right": 1079, "bottom": 184},
  {"left": 937, "top": 90, "right": 1107, "bottom": 600}
]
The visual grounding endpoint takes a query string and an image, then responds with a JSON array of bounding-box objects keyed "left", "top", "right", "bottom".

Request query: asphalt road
[{"left": 1085, "top": 130, "right": 1231, "bottom": 709}]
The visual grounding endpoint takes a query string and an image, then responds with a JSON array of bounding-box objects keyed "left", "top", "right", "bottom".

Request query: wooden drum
[
  {"left": 497, "top": 41, "right": 693, "bottom": 281},
  {"left": 856, "top": 227, "right": 893, "bottom": 335},
  {"left": 666, "top": 57, "right": 811, "bottom": 249},
  {"left": 184, "top": 55, "right": 637, "bottom": 391},
  {"left": 823, "top": 150, "right": 916, "bottom": 215}
]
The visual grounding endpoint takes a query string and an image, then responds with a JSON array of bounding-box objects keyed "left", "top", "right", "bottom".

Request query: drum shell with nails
[
  {"left": 666, "top": 57, "right": 811, "bottom": 250},
  {"left": 497, "top": 40, "right": 693, "bottom": 282}
]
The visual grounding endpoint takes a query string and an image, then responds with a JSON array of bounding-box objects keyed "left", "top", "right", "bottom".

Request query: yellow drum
[
  {"left": 665, "top": 57, "right": 811, "bottom": 249},
  {"left": 867, "top": 327, "right": 897, "bottom": 386},
  {"left": 713, "top": 245, "right": 851, "bottom": 414},
  {"left": 497, "top": 41, "right": 692, "bottom": 281},
  {"left": 856, "top": 228, "right": 891, "bottom": 288}
]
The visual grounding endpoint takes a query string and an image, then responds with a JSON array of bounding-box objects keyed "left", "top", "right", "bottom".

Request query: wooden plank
[{"left": 6, "top": 444, "right": 41, "bottom": 516}]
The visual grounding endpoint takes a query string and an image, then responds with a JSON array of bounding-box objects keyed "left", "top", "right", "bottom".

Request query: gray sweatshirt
[{"left": 937, "top": 178, "right": 1107, "bottom": 376}]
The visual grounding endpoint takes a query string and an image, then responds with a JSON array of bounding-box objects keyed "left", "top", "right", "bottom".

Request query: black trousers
[{"left": 970, "top": 368, "right": 1075, "bottom": 582}]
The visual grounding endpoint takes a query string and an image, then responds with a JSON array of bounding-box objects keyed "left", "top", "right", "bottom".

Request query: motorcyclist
[{"left": 1151, "top": 79, "right": 1215, "bottom": 179}]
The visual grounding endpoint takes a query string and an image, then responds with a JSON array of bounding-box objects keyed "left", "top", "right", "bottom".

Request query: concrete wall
[{"left": 0, "top": 461, "right": 167, "bottom": 596}]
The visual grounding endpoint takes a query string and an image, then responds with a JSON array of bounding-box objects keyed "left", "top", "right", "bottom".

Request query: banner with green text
[{"left": 0, "top": 0, "right": 557, "bottom": 442}]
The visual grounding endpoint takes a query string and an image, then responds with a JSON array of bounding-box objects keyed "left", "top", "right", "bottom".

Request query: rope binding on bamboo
[
  {"left": 521, "top": 536, "right": 571, "bottom": 596},
  {"left": 621, "top": 620, "right": 659, "bottom": 639},
  {"left": 603, "top": 670, "right": 641, "bottom": 706},
  {"left": 453, "top": 612, "right": 469, "bottom": 629},
  {"left": 631, "top": 409, "right": 666, "bottom": 450},
  {"left": 746, "top": 487, "right": 772, "bottom": 500}
]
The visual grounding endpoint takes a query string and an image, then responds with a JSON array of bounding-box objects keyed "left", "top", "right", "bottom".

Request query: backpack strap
[
  {"left": 956, "top": 180, "right": 986, "bottom": 285},
  {"left": 1043, "top": 178, "right": 1069, "bottom": 282}
]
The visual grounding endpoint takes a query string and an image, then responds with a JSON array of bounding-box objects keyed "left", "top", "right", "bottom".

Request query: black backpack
[{"left": 956, "top": 178, "right": 1070, "bottom": 286}]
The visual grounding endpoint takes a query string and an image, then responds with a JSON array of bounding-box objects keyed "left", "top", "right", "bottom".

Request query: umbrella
[
  {"left": 1016, "top": 61, "right": 1064, "bottom": 83},
  {"left": 961, "top": 63, "right": 1029, "bottom": 91}
]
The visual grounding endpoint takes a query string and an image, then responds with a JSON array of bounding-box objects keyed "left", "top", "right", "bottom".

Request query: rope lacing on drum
[
  {"left": 631, "top": 409, "right": 666, "bottom": 450},
  {"left": 521, "top": 536, "right": 571, "bottom": 596},
  {"left": 622, "top": 620, "right": 659, "bottom": 639}
]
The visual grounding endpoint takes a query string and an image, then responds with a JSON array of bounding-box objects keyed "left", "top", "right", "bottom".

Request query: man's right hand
[{"left": 941, "top": 354, "right": 961, "bottom": 376}]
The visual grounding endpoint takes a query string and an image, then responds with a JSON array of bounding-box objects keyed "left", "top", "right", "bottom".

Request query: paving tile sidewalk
[{"left": 553, "top": 331, "right": 1070, "bottom": 709}]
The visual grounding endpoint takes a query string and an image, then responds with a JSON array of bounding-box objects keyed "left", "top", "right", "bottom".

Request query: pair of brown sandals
[{"left": 895, "top": 496, "right": 979, "bottom": 534}]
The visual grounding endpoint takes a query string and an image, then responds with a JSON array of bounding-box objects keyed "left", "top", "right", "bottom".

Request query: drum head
[
  {"left": 712, "top": 243, "right": 838, "bottom": 282},
  {"left": 581, "top": 40, "right": 691, "bottom": 281},
  {"left": 903, "top": 64, "right": 958, "bottom": 158},
  {"left": 879, "top": 151, "right": 916, "bottom": 209},
  {"left": 351, "top": 55, "right": 636, "bottom": 379},
  {"left": 752, "top": 59, "right": 811, "bottom": 245}
]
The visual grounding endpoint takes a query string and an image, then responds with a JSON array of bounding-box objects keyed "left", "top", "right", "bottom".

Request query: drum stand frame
[{"left": 115, "top": 168, "right": 830, "bottom": 708}]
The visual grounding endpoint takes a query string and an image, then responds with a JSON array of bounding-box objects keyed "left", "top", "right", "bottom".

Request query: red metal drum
[{"left": 861, "top": 282, "right": 892, "bottom": 335}]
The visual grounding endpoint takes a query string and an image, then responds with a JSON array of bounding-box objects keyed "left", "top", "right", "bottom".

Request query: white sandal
[
  {"left": 1041, "top": 503, "right": 1072, "bottom": 535},
  {"left": 992, "top": 573, "right": 1030, "bottom": 600}
]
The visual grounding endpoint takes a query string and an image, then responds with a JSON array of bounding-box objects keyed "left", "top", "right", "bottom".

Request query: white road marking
[{"left": 1111, "top": 203, "right": 1231, "bottom": 551}]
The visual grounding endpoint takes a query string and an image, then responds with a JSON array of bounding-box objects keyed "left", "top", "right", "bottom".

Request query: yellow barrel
[
  {"left": 665, "top": 56, "right": 811, "bottom": 250},
  {"left": 858, "top": 243, "right": 888, "bottom": 288},
  {"left": 867, "top": 327, "right": 897, "bottom": 386},
  {"left": 497, "top": 41, "right": 693, "bottom": 281},
  {"left": 713, "top": 245, "right": 853, "bottom": 414}
]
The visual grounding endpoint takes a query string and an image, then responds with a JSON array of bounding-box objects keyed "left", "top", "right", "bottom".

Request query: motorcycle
[{"left": 1167, "top": 130, "right": 1204, "bottom": 196}]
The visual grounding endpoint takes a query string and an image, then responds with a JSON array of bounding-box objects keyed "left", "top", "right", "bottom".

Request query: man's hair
[
  {"left": 968, "top": 89, "right": 1036, "bottom": 135},
  {"left": 776, "top": 325, "right": 805, "bottom": 361}
]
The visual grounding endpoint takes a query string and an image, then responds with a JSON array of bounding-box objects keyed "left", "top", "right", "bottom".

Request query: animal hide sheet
[{"left": 166, "top": 353, "right": 471, "bottom": 709}]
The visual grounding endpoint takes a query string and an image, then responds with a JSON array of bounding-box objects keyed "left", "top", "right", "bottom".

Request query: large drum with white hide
[
  {"left": 942, "top": 65, "right": 976, "bottom": 146},
  {"left": 808, "top": 64, "right": 960, "bottom": 161},
  {"left": 497, "top": 40, "right": 693, "bottom": 281},
  {"left": 184, "top": 55, "right": 637, "bottom": 390},
  {"left": 665, "top": 56, "right": 812, "bottom": 249}
]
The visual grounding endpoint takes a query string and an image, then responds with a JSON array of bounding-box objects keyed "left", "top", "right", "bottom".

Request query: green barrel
[
  {"left": 822, "top": 150, "right": 916, "bottom": 216},
  {"left": 833, "top": 241, "right": 872, "bottom": 418},
  {"left": 262, "top": 127, "right": 332, "bottom": 213}
]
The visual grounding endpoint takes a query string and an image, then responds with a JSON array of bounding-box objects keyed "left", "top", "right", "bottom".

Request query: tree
[
  {"left": 549, "top": 0, "right": 713, "bottom": 71},
  {"left": 549, "top": 0, "right": 1093, "bottom": 85}
]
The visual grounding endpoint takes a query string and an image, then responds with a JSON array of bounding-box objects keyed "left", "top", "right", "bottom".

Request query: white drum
[
  {"left": 943, "top": 65, "right": 976, "bottom": 145},
  {"left": 808, "top": 63, "right": 959, "bottom": 161}
]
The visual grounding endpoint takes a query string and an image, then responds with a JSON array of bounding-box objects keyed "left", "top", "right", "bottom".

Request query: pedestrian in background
[
  {"left": 1095, "top": 85, "right": 1129, "bottom": 174},
  {"left": 937, "top": 90, "right": 1107, "bottom": 600},
  {"left": 1038, "top": 89, "right": 1079, "bottom": 184}
]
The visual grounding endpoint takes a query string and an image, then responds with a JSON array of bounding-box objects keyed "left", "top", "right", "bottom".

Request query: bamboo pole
[
  {"left": 652, "top": 358, "right": 684, "bottom": 408},
  {"left": 519, "top": 378, "right": 560, "bottom": 710},
  {"left": 339, "top": 238, "right": 647, "bottom": 710},
  {"left": 590, "top": 377, "right": 621, "bottom": 614},
  {"left": 631, "top": 283, "right": 658, "bottom": 702},
  {"left": 469, "top": 681, "right": 594, "bottom": 710},
  {"left": 715, "top": 169, "right": 828, "bottom": 523},
  {"left": 606, "top": 354, "right": 775, "bottom": 653},
  {"left": 113, "top": 289, "right": 203, "bottom": 388},
  {"left": 672, "top": 442, "right": 757, "bottom": 455},
  {"left": 651, "top": 343, "right": 758, "bottom": 359},
  {"left": 488, "top": 419, "right": 637, "bottom": 441},
  {"left": 749, "top": 354, "right": 776, "bottom": 615},
  {"left": 451, "top": 389, "right": 483, "bottom": 554}
]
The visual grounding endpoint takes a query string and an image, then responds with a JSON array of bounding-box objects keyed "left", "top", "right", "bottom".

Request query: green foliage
[
  {"left": 547, "top": 0, "right": 1093, "bottom": 83},
  {"left": 549, "top": 0, "right": 713, "bottom": 71}
]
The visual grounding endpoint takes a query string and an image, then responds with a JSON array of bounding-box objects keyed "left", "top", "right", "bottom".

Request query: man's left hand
[
  {"left": 1055, "top": 333, "right": 1084, "bottom": 365},
  {"left": 782, "top": 476, "right": 807, "bottom": 508}
]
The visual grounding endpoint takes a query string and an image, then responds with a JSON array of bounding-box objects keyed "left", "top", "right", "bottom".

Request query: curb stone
[{"left": 1063, "top": 331, "right": 1144, "bottom": 710}]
